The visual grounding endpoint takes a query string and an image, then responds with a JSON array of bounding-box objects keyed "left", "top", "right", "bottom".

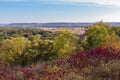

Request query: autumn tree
[
  {"left": 30, "top": 39, "right": 54, "bottom": 61},
  {"left": 83, "top": 21, "right": 120, "bottom": 50},
  {"left": 0, "top": 37, "right": 31, "bottom": 66},
  {"left": 53, "top": 29, "right": 78, "bottom": 58}
]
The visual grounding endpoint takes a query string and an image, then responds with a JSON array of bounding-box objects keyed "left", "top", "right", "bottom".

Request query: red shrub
[
  {"left": 0, "top": 47, "right": 120, "bottom": 80},
  {"left": 67, "top": 47, "right": 120, "bottom": 71}
]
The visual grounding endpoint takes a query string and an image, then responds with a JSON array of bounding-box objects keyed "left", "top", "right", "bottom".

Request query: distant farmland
[{"left": 39, "top": 27, "right": 86, "bottom": 35}]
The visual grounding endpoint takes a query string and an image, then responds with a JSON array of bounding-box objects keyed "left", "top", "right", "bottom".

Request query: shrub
[
  {"left": 82, "top": 60, "right": 120, "bottom": 80},
  {"left": 0, "top": 47, "right": 120, "bottom": 80},
  {"left": 67, "top": 47, "right": 120, "bottom": 71}
]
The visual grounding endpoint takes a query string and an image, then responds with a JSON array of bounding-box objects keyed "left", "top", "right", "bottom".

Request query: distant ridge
[
  {"left": 0, "top": 22, "right": 120, "bottom": 27},
  {"left": 7, "top": 22, "right": 94, "bottom": 28},
  {"left": 106, "top": 22, "right": 120, "bottom": 26}
]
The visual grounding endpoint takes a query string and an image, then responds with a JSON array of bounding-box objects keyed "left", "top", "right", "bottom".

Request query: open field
[{"left": 39, "top": 27, "right": 86, "bottom": 35}]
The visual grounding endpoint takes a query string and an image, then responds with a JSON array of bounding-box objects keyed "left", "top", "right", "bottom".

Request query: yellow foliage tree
[
  {"left": 53, "top": 29, "right": 77, "bottom": 58},
  {"left": 0, "top": 37, "right": 31, "bottom": 65}
]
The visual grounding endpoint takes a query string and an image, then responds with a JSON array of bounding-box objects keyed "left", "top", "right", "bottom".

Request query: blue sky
[{"left": 0, "top": 0, "right": 120, "bottom": 23}]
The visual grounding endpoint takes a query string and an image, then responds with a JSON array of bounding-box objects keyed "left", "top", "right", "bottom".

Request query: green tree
[
  {"left": 83, "top": 21, "right": 119, "bottom": 50},
  {"left": 0, "top": 37, "right": 31, "bottom": 66},
  {"left": 33, "top": 40, "right": 54, "bottom": 61},
  {"left": 105, "top": 32, "right": 120, "bottom": 49},
  {"left": 53, "top": 29, "right": 77, "bottom": 58},
  {"left": 28, "top": 34, "right": 41, "bottom": 46}
]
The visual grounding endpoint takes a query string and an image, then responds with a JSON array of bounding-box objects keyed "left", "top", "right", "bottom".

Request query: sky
[{"left": 0, "top": 0, "right": 120, "bottom": 23}]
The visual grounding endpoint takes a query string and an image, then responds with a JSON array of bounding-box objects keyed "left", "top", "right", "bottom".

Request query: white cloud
[
  {"left": 36, "top": 0, "right": 120, "bottom": 6},
  {"left": 1, "top": 0, "right": 120, "bottom": 6},
  {"left": 60, "top": 0, "right": 120, "bottom": 6},
  {"left": 0, "top": 0, "right": 25, "bottom": 2}
]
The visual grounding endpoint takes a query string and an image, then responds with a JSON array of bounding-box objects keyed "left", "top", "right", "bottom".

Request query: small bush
[{"left": 82, "top": 60, "right": 120, "bottom": 80}]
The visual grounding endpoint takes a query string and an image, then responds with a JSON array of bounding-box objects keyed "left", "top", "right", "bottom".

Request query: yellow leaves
[
  {"left": 29, "top": 34, "right": 41, "bottom": 46},
  {"left": 57, "top": 29, "right": 73, "bottom": 38},
  {"left": 0, "top": 37, "right": 31, "bottom": 62},
  {"left": 53, "top": 29, "right": 77, "bottom": 59},
  {"left": 3, "top": 37, "right": 27, "bottom": 55},
  {"left": 104, "top": 32, "right": 120, "bottom": 50},
  {"left": 85, "top": 22, "right": 120, "bottom": 50},
  {"left": 84, "top": 22, "right": 119, "bottom": 49},
  {"left": 46, "top": 65, "right": 59, "bottom": 72}
]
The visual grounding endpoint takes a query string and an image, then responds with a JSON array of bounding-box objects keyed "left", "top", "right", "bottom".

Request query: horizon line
[{"left": 1, "top": 21, "right": 120, "bottom": 24}]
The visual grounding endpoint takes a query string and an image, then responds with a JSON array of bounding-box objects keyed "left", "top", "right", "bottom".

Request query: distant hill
[
  {"left": 1, "top": 22, "right": 120, "bottom": 27},
  {"left": 0, "top": 24, "right": 7, "bottom": 27},
  {"left": 6, "top": 22, "right": 94, "bottom": 28},
  {"left": 106, "top": 22, "right": 120, "bottom": 26}
]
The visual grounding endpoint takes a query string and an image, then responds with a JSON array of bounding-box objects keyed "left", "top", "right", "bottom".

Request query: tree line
[{"left": 0, "top": 22, "right": 120, "bottom": 66}]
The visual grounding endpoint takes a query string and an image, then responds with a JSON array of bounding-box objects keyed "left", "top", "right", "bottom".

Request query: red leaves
[
  {"left": 0, "top": 47, "right": 120, "bottom": 80},
  {"left": 67, "top": 47, "right": 120, "bottom": 71},
  {"left": 11, "top": 76, "right": 17, "bottom": 80}
]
